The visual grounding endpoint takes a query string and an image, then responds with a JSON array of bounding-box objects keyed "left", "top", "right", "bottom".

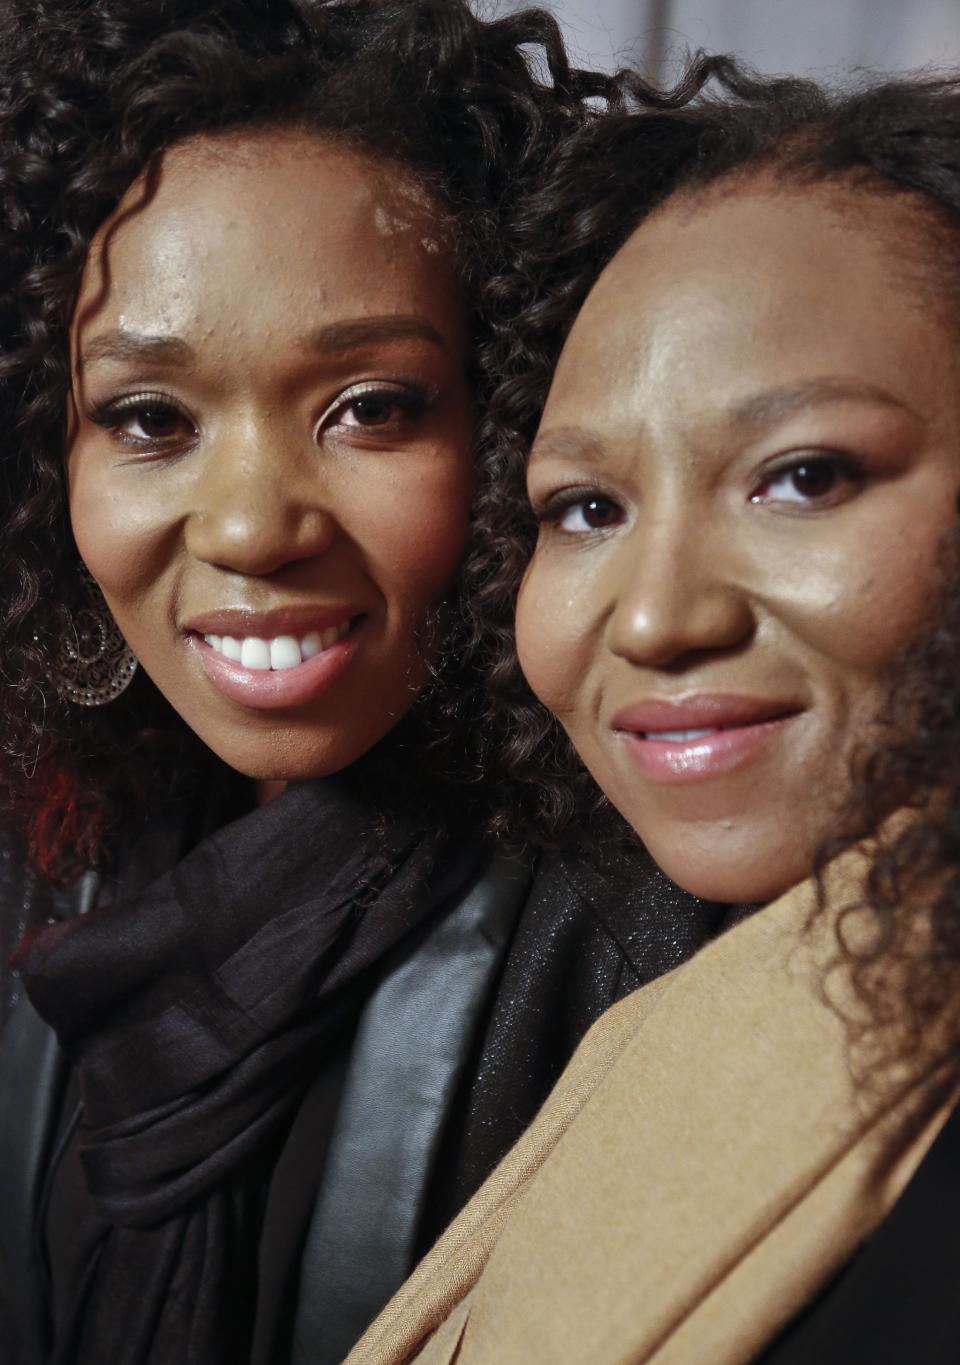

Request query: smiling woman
[
  {"left": 68, "top": 132, "right": 472, "bottom": 780},
  {"left": 518, "top": 177, "right": 960, "bottom": 903}
]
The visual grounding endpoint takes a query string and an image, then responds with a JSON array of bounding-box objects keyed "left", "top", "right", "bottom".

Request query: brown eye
[
  {"left": 553, "top": 494, "right": 624, "bottom": 534},
  {"left": 750, "top": 454, "right": 863, "bottom": 508},
  {"left": 345, "top": 395, "right": 407, "bottom": 428},
  {"left": 316, "top": 382, "right": 431, "bottom": 442},
  {"left": 128, "top": 405, "right": 183, "bottom": 439},
  {"left": 790, "top": 464, "right": 838, "bottom": 497},
  {"left": 88, "top": 392, "right": 197, "bottom": 452},
  {"left": 581, "top": 497, "right": 620, "bottom": 527}
]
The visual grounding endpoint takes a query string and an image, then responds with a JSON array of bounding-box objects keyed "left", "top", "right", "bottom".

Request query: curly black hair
[
  {"left": 0, "top": 0, "right": 642, "bottom": 879},
  {"left": 469, "top": 55, "right": 960, "bottom": 846}
]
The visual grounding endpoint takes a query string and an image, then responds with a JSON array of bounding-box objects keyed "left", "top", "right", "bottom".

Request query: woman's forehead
[
  {"left": 543, "top": 181, "right": 955, "bottom": 443},
  {"left": 71, "top": 130, "right": 464, "bottom": 373}
]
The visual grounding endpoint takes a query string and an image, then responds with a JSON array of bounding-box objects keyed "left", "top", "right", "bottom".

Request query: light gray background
[{"left": 497, "top": 0, "right": 960, "bottom": 82}]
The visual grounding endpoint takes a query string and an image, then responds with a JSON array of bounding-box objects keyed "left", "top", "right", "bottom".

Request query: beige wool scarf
[{"left": 345, "top": 863, "right": 959, "bottom": 1365}]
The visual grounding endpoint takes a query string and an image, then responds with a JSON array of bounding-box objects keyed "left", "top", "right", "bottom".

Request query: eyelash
[
  {"left": 749, "top": 451, "right": 866, "bottom": 506},
  {"left": 86, "top": 389, "right": 196, "bottom": 452},
  {"left": 534, "top": 486, "right": 624, "bottom": 534},
  {"left": 315, "top": 381, "right": 433, "bottom": 437},
  {"left": 85, "top": 382, "right": 435, "bottom": 455}
]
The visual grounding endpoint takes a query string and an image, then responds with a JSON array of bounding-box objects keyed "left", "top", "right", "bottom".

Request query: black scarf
[{"left": 17, "top": 778, "right": 461, "bottom": 1365}]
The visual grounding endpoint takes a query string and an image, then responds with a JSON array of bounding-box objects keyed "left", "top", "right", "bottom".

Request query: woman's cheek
[
  {"left": 68, "top": 451, "right": 173, "bottom": 610},
  {"left": 516, "top": 552, "right": 582, "bottom": 716},
  {"left": 778, "top": 517, "right": 948, "bottom": 680},
  {"left": 68, "top": 453, "right": 129, "bottom": 582},
  {"left": 358, "top": 461, "right": 472, "bottom": 608}
]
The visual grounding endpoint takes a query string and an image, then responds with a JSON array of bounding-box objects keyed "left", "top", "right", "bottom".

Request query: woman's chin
[
  {"left": 636, "top": 829, "right": 814, "bottom": 907},
  {"left": 193, "top": 729, "right": 362, "bottom": 785}
]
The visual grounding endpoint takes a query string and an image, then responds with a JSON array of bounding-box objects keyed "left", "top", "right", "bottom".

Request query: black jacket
[
  {"left": 759, "top": 1094, "right": 960, "bottom": 1365},
  {"left": 0, "top": 819, "right": 731, "bottom": 1364}
]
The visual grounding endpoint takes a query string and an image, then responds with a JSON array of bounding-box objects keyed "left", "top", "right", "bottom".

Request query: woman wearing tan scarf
[
  {"left": 345, "top": 60, "right": 960, "bottom": 1365},
  {"left": 349, "top": 862, "right": 957, "bottom": 1365}
]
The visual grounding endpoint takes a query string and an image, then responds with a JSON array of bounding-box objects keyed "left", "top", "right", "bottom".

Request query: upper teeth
[
  {"left": 643, "top": 728, "right": 717, "bottom": 742},
  {"left": 202, "top": 622, "right": 352, "bottom": 671}
]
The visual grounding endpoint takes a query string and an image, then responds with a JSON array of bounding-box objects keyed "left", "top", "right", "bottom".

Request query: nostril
[
  {"left": 608, "top": 585, "right": 756, "bottom": 669},
  {"left": 185, "top": 503, "right": 339, "bottom": 577}
]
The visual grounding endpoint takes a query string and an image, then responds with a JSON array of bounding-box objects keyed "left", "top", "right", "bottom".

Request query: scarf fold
[
  {"left": 17, "top": 777, "right": 464, "bottom": 1365},
  {"left": 346, "top": 856, "right": 960, "bottom": 1365}
]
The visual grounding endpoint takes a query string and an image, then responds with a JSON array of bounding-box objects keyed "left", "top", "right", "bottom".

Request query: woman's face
[
  {"left": 517, "top": 183, "right": 960, "bottom": 903},
  {"left": 68, "top": 130, "right": 473, "bottom": 782}
]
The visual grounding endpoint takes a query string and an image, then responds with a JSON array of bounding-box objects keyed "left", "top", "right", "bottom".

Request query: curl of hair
[{"left": 0, "top": 0, "right": 631, "bottom": 878}]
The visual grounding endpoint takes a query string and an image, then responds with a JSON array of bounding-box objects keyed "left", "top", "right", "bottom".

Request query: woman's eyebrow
[
  {"left": 76, "top": 331, "right": 194, "bottom": 372},
  {"left": 301, "top": 315, "right": 449, "bottom": 354},
  {"left": 529, "top": 425, "right": 608, "bottom": 466},
  {"left": 76, "top": 316, "right": 449, "bottom": 374},
  {"left": 729, "top": 378, "right": 923, "bottom": 431}
]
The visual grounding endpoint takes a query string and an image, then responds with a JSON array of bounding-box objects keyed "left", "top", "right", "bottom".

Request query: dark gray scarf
[{"left": 17, "top": 777, "right": 460, "bottom": 1365}]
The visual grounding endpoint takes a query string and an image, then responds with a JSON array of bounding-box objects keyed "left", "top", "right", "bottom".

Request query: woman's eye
[
  {"left": 320, "top": 384, "right": 429, "bottom": 438},
  {"left": 548, "top": 494, "right": 624, "bottom": 534},
  {"left": 88, "top": 394, "right": 197, "bottom": 450},
  {"left": 120, "top": 405, "right": 190, "bottom": 441},
  {"left": 750, "top": 455, "right": 863, "bottom": 507},
  {"left": 343, "top": 394, "right": 412, "bottom": 428}
]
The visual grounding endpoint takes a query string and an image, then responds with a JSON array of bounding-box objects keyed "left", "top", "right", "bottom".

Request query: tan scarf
[{"left": 346, "top": 860, "right": 959, "bottom": 1365}]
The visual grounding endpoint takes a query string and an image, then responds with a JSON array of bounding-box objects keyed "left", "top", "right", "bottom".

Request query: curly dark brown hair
[
  {"left": 812, "top": 527, "right": 960, "bottom": 1063},
  {"left": 0, "top": 0, "right": 649, "bottom": 879},
  {"left": 468, "top": 54, "right": 960, "bottom": 849}
]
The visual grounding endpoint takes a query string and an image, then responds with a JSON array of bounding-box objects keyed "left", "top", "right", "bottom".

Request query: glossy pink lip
[
  {"left": 612, "top": 693, "right": 804, "bottom": 785},
  {"left": 186, "top": 619, "right": 363, "bottom": 711}
]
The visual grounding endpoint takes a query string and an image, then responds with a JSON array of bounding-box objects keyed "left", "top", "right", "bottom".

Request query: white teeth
[
  {"left": 644, "top": 728, "right": 717, "bottom": 742},
  {"left": 240, "top": 637, "right": 271, "bottom": 670},
  {"left": 203, "top": 621, "right": 354, "bottom": 670},
  {"left": 269, "top": 636, "right": 302, "bottom": 671}
]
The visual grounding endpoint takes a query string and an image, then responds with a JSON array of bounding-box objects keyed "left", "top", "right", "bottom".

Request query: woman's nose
[
  {"left": 183, "top": 421, "right": 337, "bottom": 576},
  {"left": 606, "top": 520, "right": 756, "bottom": 669}
]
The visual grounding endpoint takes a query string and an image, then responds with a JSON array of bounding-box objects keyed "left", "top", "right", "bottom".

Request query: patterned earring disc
[{"left": 56, "top": 575, "right": 138, "bottom": 707}]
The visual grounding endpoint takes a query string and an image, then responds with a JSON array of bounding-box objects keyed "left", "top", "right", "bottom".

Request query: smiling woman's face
[
  {"left": 68, "top": 129, "right": 473, "bottom": 782},
  {"left": 517, "top": 182, "right": 960, "bottom": 904}
]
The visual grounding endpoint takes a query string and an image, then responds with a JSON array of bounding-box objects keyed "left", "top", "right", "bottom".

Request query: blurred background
[{"left": 498, "top": 0, "right": 960, "bottom": 83}]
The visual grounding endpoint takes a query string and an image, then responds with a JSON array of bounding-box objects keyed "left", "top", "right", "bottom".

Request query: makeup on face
[
  {"left": 516, "top": 182, "right": 960, "bottom": 904},
  {"left": 67, "top": 129, "right": 474, "bottom": 782}
]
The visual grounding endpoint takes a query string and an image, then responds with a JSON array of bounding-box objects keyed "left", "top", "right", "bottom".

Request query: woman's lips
[
  {"left": 611, "top": 694, "right": 804, "bottom": 785},
  {"left": 187, "top": 617, "right": 363, "bottom": 711}
]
